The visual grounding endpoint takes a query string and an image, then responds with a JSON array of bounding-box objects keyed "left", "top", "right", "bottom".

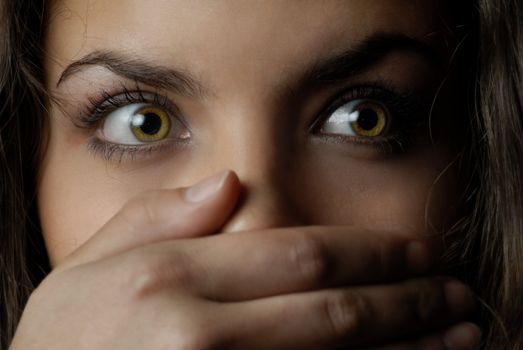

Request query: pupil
[
  {"left": 140, "top": 113, "right": 162, "bottom": 135},
  {"left": 357, "top": 108, "right": 379, "bottom": 130}
]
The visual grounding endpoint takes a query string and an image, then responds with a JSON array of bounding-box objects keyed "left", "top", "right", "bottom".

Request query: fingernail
[
  {"left": 185, "top": 171, "right": 230, "bottom": 203},
  {"left": 444, "top": 280, "right": 475, "bottom": 317},
  {"left": 443, "top": 323, "right": 482, "bottom": 350}
]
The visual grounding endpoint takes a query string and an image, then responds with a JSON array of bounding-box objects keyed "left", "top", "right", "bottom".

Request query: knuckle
[
  {"left": 323, "top": 291, "right": 367, "bottom": 339},
  {"left": 122, "top": 192, "right": 162, "bottom": 228},
  {"left": 119, "top": 249, "right": 194, "bottom": 300},
  {"left": 290, "top": 232, "right": 330, "bottom": 285}
]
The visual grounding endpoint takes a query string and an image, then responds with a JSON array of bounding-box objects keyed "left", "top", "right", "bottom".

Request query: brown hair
[
  {"left": 470, "top": 0, "right": 523, "bottom": 347},
  {"left": 0, "top": 0, "right": 521, "bottom": 348},
  {"left": 0, "top": 0, "right": 49, "bottom": 346}
]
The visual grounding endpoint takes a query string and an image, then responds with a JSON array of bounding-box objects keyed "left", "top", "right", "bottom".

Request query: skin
[
  {"left": 13, "top": 0, "right": 481, "bottom": 349},
  {"left": 41, "top": 0, "right": 462, "bottom": 263}
]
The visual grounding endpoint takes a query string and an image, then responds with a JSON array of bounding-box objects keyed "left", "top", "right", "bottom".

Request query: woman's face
[{"left": 40, "top": 0, "right": 465, "bottom": 265}]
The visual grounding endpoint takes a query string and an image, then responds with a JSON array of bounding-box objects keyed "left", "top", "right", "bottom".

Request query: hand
[{"left": 10, "top": 171, "right": 480, "bottom": 349}]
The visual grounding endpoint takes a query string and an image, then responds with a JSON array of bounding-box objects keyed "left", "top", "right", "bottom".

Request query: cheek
[
  {"left": 37, "top": 121, "right": 132, "bottom": 265},
  {"left": 292, "top": 148, "right": 460, "bottom": 236},
  {"left": 38, "top": 159, "right": 123, "bottom": 265},
  {"left": 37, "top": 129, "right": 200, "bottom": 265}
]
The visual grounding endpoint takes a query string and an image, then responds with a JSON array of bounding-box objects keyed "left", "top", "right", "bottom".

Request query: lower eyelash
[
  {"left": 86, "top": 138, "right": 178, "bottom": 163},
  {"left": 318, "top": 131, "right": 415, "bottom": 155},
  {"left": 373, "top": 133, "right": 414, "bottom": 154}
]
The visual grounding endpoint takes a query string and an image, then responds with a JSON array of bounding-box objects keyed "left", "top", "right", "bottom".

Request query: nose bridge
[
  {"left": 212, "top": 103, "right": 303, "bottom": 233},
  {"left": 213, "top": 96, "right": 285, "bottom": 180}
]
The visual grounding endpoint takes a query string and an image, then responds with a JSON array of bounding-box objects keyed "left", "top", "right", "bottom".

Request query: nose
[
  {"left": 220, "top": 177, "right": 304, "bottom": 232},
  {"left": 213, "top": 109, "right": 305, "bottom": 233}
]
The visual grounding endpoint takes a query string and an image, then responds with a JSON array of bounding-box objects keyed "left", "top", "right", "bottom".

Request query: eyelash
[
  {"left": 77, "top": 86, "right": 184, "bottom": 162},
  {"left": 79, "top": 87, "right": 172, "bottom": 129},
  {"left": 312, "top": 84, "right": 427, "bottom": 153},
  {"left": 78, "top": 83, "right": 426, "bottom": 162}
]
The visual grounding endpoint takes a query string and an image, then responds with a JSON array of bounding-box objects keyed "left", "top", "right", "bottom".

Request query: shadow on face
[{"left": 40, "top": 0, "right": 468, "bottom": 264}]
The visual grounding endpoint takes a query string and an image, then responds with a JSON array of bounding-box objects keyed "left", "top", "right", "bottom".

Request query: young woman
[{"left": 0, "top": 0, "right": 521, "bottom": 349}]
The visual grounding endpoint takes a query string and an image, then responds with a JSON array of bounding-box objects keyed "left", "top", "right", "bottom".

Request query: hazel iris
[
  {"left": 131, "top": 107, "right": 171, "bottom": 142},
  {"left": 350, "top": 101, "right": 388, "bottom": 137}
]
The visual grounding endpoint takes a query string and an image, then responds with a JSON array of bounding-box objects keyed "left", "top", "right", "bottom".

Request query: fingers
[
  {"left": 104, "top": 226, "right": 436, "bottom": 301},
  {"left": 58, "top": 170, "right": 241, "bottom": 270},
  {"left": 68, "top": 242, "right": 475, "bottom": 350},
  {"left": 441, "top": 323, "right": 482, "bottom": 350},
  {"left": 219, "top": 279, "right": 475, "bottom": 350},
  {"left": 196, "top": 227, "right": 436, "bottom": 300},
  {"left": 367, "top": 322, "right": 482, "bottom": 350}
]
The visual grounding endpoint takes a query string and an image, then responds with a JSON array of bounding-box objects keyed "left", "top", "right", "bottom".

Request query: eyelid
[
  {"left": 311, "top": 83, "right": 425, "bottom": 134},
  {"left": 77, "top": 86, "right": 188, "bottom": 132},
  {"left": 73, "top": 86, "right": 192, "bottom": 162}
]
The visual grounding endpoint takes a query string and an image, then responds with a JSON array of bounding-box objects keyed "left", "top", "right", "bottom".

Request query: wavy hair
[{"left": 471, "top": 0, "right": 523, "bottom": 347}]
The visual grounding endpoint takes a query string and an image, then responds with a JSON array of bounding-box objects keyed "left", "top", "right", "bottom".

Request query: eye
[
  {"left": 100, "top": 103, "right": 189, "bottom": 145},
  {"left": 319, "top": 99, "right": 389, "bottom": 138}
]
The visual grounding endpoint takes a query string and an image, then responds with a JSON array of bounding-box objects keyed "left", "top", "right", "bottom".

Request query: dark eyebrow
[
  {"left": 56, "top": 50, "right": 206, "bottom": 97},
  {"left": 57, "top": 33, "right": 441, "bottom": 96},
  {"left": 304, "top": 33, "right": 443, "bottom": 85}
]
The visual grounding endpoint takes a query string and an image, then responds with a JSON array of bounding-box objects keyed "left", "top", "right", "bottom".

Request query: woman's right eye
[{"left": 100, "top": 103, "right": 190, "bottom": 145}]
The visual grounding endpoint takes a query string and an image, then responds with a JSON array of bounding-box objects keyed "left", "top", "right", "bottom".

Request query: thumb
[{"left": 57, "top": 170, "right": 241, "bottom": 270}]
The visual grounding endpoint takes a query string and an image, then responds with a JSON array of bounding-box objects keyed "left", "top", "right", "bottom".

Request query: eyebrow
[
  {"left": 56, "top": 50, "right": 206, "bottom": 97},
  {"left": 304, "top": 33, "right": 443, "bottom": 85},
  {"left": 56, "top": 33, "right": 442, "bottom": 95}
]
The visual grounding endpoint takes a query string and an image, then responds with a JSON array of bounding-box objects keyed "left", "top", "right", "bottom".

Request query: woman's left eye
[
  {"left": 100, "top": 103, "right": 189, "bottom": 145},
  {"left": 319, "top": 99, "right": 390, "bottom": 138}
]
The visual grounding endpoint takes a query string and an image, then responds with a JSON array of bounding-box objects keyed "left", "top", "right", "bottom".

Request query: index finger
[
  {"left": 199, "top": 227, "right": 438, "bottom": 299},
  {"left": 130, "top": 226, "right": 440, "bottom": 301}
]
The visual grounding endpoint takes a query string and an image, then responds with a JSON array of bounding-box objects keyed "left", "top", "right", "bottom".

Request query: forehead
[
  {"left": 45, "top": 1, "right": 451, "bottom": 81},
  {"left": 48, "top": 0, "right": 444, "bottom": 36}
]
